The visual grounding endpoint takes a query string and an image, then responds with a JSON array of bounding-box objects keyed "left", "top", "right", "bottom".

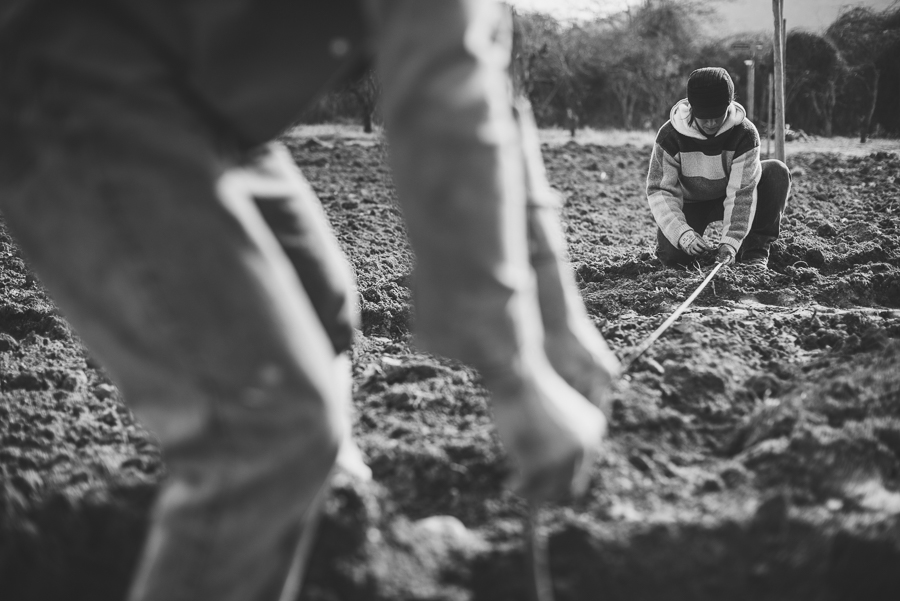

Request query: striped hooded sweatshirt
[{"left": 646, "top": 99, "right": 762, "bottom": 253}]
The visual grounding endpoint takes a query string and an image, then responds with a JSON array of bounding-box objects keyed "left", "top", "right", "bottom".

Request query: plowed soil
[{"left": 2, "top": 131, "right": 899, "bottom": 601}]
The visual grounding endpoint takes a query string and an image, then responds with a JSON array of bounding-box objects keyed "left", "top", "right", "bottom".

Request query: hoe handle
[{"left": 527, "top": 503, "right": 554, "bottom": 601}]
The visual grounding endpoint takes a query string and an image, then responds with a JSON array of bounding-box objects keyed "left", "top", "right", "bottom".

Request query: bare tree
[
  {"left": 827, "top": 6, "right": 900, "bottom": 140},
  {"left": 346, "top": 68, "right": 380, "bottom": 134},
  {"left": 784, "top": 31, "right": 842, "bottom": 136}
]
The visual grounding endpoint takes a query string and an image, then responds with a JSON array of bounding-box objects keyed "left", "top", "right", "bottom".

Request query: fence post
[
  {"left": 744, "top": 59, "right": 755, "bottom": 121},
  {"left": 766, "top": 72, "right": 773, "bottom": 158},
  {"left": 772, "top": 0, "right": 786, "bottom": 161}
]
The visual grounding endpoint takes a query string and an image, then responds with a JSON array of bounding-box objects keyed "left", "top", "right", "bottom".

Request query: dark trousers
[{"left": 656, "top": 159, "right": 792, "bottom": 266}]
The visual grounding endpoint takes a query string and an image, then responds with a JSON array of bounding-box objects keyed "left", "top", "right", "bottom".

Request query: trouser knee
[
  {"left": 743, "top": 160, "right": 792, "bottom": 255},
  {"left": 758, "top": 159, "right": 791, "bottom": 216}
]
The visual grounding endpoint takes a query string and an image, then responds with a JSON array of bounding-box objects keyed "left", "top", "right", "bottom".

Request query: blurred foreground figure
[
  {"left": 647, "top": 67, "right": 791, "bottom": 269},
  {"left": 0, "top": 1, "right": 619, "bottom": 599}
]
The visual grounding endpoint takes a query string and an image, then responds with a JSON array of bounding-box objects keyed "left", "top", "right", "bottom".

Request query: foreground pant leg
[
  {"left": 0, "top": 11, "right": 342, "bottom": 601},
  {"left": 739, "top": 159, "right": 791, "bottom": 260},
  {"left": 251, "top": 148, "right": 359, "bottom": 355},
  {"left": 369, "top": 0, "right": 607, "bottom": 502},
  {"left": 372, "top": 0, "right": 539, "bottom": 373},
  {"left": 245, "top": 145, "right": 369, "bottom": 481}
]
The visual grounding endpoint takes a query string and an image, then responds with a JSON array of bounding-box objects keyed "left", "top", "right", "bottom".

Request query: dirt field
[{"left": 1, "top": 126, "right": 899, "bottom": 601}]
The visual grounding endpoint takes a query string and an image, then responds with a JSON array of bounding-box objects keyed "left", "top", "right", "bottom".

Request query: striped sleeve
[
  {"left": 647, "top": 137, "right": 693, "bottom": 248},
  {"left": 720, "top": 142, "right": 762, "bottom": 252}
]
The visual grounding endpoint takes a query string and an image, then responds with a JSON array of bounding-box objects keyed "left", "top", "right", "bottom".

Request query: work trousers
[
  {"left": 656, "top": 159, "right": 792, "bottom": 266},
  {"left": 0, "top": 6, "right": 356, "bottom": 601}
]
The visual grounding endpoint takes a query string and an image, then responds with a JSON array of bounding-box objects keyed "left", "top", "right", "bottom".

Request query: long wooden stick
[
  {"left": 527, "top": 503, "right": 554, "bottom": 601},
  {"left": 278, "top": 478, "right": 331, "bottom": 601},
  {"left": 746, "top": 57, "right": 756, "bottom": 122},
  {"left": 767, "top": 72, "right": 773, "bottom": 158},
  {"left": 622, "top": 260, "right": 727, "bottom": 370},
  {"left": 773, "top": 0, "right": 786, "bottom": 161}
]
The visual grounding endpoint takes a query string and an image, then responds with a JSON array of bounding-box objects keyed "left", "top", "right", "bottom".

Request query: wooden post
[
  {"left": 772, "top": 0, "right": 785, "bottom": 161},
  {"left": 744, "top": 59, "right": 755, "bottom": 121},
  {"left": 767, "top": 73, "right": 773, "bottom": 158}
]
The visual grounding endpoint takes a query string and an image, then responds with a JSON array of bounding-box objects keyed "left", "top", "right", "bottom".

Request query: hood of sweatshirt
[{"left": 669, "top": 99, "right": 747, "bottom": 140}]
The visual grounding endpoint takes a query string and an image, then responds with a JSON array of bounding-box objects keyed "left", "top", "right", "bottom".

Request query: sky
[{"left": 507, "top": 0, "right": 899, "bottom": 33}]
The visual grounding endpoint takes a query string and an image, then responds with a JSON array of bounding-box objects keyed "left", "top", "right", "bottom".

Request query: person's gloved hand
[
  {"left": 679, "top": 230, "right": 713, "bottom": 256},
  {"left": 716, "top": 244, "right": 736, "bottom": 265},
  {"left": 488, "top": 364, "right": 607, "bottom": 503}
]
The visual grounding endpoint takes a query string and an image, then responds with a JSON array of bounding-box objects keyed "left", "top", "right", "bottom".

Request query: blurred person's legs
[
  {"left": 372, "top": 0, "right": 539, "bottom": 381},
  {"left": 252, "top": 149, "right": 358, "bottom": 356},
  {"left": 370, "top": 0, "right": 607, "bottom": 501},
  {"left": 0, "top": 7, "right": 350, "bottom": 601},
  {"left": 248, "top": 148, "right": 369, "bottom": 481}
]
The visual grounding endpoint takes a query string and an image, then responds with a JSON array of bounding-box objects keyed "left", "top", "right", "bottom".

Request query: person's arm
[
  {"left": 719, "top": 134, "right": 762, "bottom": 254},
  {"left": 369, "top": 0, "right": 607, "bottom": 503},
  {"left": 646, "top": 133, "right": 694, "bottom": 249}
]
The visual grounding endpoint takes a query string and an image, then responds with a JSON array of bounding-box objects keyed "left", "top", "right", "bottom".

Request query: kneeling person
[{"left": 646, "top": 67, "right": 791, "bottom": 268}]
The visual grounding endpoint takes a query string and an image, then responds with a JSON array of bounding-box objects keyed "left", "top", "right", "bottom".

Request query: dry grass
[
  {"left": 285, "top": 123, "right": 383, "bottom": 146},
  {"left": 287, "top": 123, "right": 900, "bottom": 157},
  {"left": 538, "top": 127, "right": 657, "bottom": 147},
  {"left": 776, "top": 135, "right": 900, "bottom": 157}
]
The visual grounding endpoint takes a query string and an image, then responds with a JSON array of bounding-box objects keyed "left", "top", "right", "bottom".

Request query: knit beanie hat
[{"left": 687, "top": 67, "right": 734, "bottom": 118}]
